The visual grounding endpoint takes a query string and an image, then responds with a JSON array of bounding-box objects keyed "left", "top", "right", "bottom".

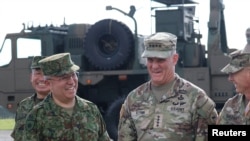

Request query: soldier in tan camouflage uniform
[
  {"left": 23, "top": 53, "right": 111, "bottom": 141},
  {"left": 11, "top": 56, "right": 50, "bottom": 141},
  {"left": 217, "top": 50, "right": 250, "bottom": 124},
  {"left": 118, "top": 32, "right": 218, "bottom": 141}
]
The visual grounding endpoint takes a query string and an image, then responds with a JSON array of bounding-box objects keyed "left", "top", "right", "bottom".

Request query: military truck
[{"left": 0, "top": 0, "right": 236, "bottom": 140}]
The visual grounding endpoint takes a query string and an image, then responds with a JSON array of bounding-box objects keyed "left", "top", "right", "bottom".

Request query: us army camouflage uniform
[
  {"left": 218, "top": 50, "right": 250, "bottom": 124},
  {"left": 11, "top": 94, "right": 44, "bottom": 141},
  {"left": 118, "top": 74, "right": 218, "bottom": 141},
  {"left": 217, "top": 94, "right": 250, "bottom": 124},
  {"left": 23, "top": 94, "right": 111, "bottom": 141}
]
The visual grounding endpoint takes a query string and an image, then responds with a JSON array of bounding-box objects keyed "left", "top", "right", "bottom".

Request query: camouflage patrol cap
[
  {"left": 30, "top": 56, "right": 46, "bottom": 69},
  {"left": 141, "top": 32, "right": 177, "bottom": 58},
  {"left": 39, "top": 53, "right": 79, "bottom": 76},
  {"left": 221, "top": 50, "right": 250, "bottom": 74}
]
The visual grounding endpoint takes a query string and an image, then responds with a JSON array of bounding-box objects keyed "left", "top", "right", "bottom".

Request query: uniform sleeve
[
  {"left": 216, "top": 100, "right": 230, "bottom": 124},
  {"left": 23, "top": 108, "right": 41, "bottom": 141},
  {"left": 11, "top": 99, "right": 34, "bottom": 141},
  {"left": 95, "top": 106, "right": 112, "bottom": 141},
  {"left": 118, "top": 101, "right": 137, "bottom": 141},
  {"left": 195, "top": 93, "right": 218, "bottom": 141},
  {"left": 11, "top": 103, "right": 26, "bottom": 140}
]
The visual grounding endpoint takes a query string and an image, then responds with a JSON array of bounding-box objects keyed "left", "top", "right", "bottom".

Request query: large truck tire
[
  {"left": 104, "top": 97, "right": 126, "bottom": 141},
  {"left": 83, "top": 19, "right": 134, "bottom": 70}
]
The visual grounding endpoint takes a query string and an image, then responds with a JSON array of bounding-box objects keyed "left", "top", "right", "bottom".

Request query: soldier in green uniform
[
  {"left": 217, "top": 50, "right": 250, "bottom": 124},
  {"left": 23, "top": 53, "right": 111, "bottom": 141},
  {"left": 11, "top": 56, "right": 50, "bottom": 141},
  {"left": 118, "top": 32, "right": 218, "bottom": 141}
]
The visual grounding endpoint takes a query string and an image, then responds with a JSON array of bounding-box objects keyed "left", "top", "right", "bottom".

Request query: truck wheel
[
  {"left": 83, "top": 19, "right": 134, "bottom": 70},
  {"left": 104, "top": 97, "right": 126, "bottom": 141}
]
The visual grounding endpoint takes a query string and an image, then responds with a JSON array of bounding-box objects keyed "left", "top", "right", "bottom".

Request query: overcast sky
[{"left": 0, "top": 0, "right": 250, "bottom": 51}]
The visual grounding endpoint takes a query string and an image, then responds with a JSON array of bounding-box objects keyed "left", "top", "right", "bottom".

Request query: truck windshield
[
  {"left": 0, "top": 38, "right": 41, "bottom": 67},
  {"left": 17, "top": 38, "right": 41, "bottom": 58},
  {"left": 0, "top": 39, "right": 11, "bottom": 66}
]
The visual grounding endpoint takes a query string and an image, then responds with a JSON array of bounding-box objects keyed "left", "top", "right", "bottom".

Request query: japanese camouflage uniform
[
  {"left": 24, "top": 94, "right": 110, "bottom": 141},
  {"left": 23, "top": 53, "right": 111, "bottom": 141},
  {"left": 118, "top": 32, "right": 218, "bottom": 141},
  {"left": 217, "top": 50, "right": 250, "bottom": 124},
  {"left": 11, "top": 56, "right": 46, "bottom": 141}
]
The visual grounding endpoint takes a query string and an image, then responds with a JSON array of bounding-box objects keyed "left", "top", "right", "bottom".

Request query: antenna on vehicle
[
  {"left": 63, "top": 17, "right": 66, "bottom": 26},
  {"left": 21, "top": 23, "right": 25, "bottom": 33},
  {"left": 243, "top": 27, "right": 250, "bottom": 53}
]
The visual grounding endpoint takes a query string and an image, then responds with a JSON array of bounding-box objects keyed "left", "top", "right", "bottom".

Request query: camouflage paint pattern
[
  {"left": 23, "top": 94, "right": 111, "bottom": 141},
  {"left": 118, "top": 74, "right": 218, "bottom": 141}
]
